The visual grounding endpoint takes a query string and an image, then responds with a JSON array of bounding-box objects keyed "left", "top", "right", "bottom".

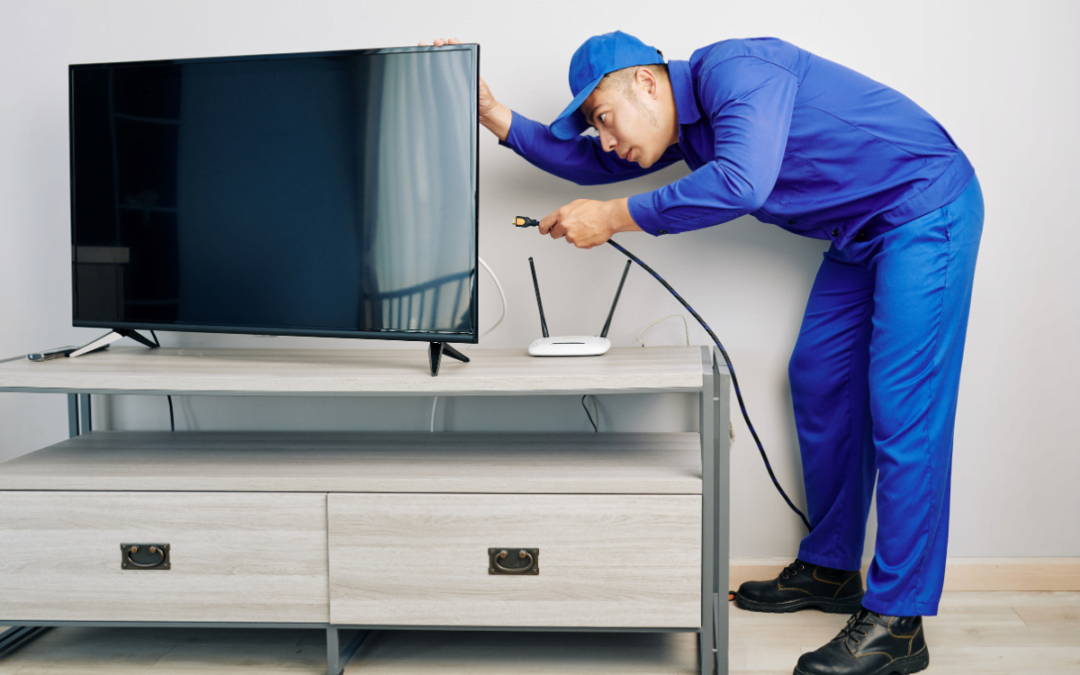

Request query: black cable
[
  {"left": 517, "top": 218, "right": 811, "bottom": 530},
  {"left": 604, "top": 238, "right": 812, "bottom": 532},
  {"left": 150, "top": 331, "right": 176, "bottom": 432},
  {"left": 581, "top": 395, "right": 598, "bottom": 432},
  {"left": 517, "top": 215, "right": 810, "bottom": 526}
]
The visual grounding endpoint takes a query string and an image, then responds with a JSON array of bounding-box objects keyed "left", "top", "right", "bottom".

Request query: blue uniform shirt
[{"left": 499, "top": 37, "right": 974, "bottom": 245}]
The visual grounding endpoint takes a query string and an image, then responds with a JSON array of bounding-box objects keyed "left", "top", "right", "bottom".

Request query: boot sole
[
  {"left": 734, "top": 593, "right": 864, "bottom": 614},
  {"left": 793, "top": 646, "right": 929, "bottom": 675}
]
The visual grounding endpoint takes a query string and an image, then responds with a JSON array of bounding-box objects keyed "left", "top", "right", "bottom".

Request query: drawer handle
[
  {"left": 489, "top": 548, "right": 539, "bottom": 575},
  {"left": 121, "top": 543, "right": 171, "bottom": 570}
]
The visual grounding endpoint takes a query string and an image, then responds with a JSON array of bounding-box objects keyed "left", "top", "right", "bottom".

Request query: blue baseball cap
[{"left": 550, "top": 31, "right": 666, "bottom": 140}]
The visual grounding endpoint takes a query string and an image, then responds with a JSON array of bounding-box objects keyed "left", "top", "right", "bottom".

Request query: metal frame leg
[
  {"left": 713, "top": 349, "right": 731, "bottom": 675},
  {"left": 68, "top": 393, "right": 79, "bottom": 438},
  {"left": 327, "top": 628, "right": 340, "bottom": 675},
  {"left": 700, "top": 347, "right": 731, "bottom": 675},
  {"left": 79, "top": 394, "right": 92, "bottom": 434},
  {"left": 67, "top": 393, "right": 93, "bottom": 437},
  {"left": 326, "top": 627, "right": 371, "bottom": 675},
  {"left": 700, "top": 350, "right": 716, "bottom": 675},
  {"left": 0, "top": 626, "right": 49, "bottom": 659}
]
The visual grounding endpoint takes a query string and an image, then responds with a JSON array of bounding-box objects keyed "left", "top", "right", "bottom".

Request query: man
[{"left": 425, "top": 31, "right": 981, "bottom": 675}]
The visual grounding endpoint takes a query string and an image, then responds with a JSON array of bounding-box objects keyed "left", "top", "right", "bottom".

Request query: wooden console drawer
[
  {"left": 328, "top": 493, "right": 701, "bottom": 628},
  {"left": 0, "top": 491, "right": 328, "bottom": 623}
]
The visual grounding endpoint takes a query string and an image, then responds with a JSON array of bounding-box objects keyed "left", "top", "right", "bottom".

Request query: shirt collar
[{"left": 668, "top": 60, "right": 700, "bottom": 126}]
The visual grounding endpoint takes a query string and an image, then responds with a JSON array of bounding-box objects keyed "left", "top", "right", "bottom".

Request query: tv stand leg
[
  {"left": 326, "top": 627, "right": 371, "bottom": 675},
  {"left": 69, "top": 329, "right": 159, "bottom": 358},
  {"left": 428, "top": 342, "right": 470, "bottom": 377}
]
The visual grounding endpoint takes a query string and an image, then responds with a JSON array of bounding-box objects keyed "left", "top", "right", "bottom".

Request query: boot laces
[
  {"left": 780, "top": 559, "right": 806, "bottom": 580},
  {"left": 835, "top": 609, "right": 875, "bottom": 644}
]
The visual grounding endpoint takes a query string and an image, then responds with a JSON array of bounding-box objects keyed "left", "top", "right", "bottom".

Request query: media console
[{"left": 0, "top": 345, "right": 730, "bottom": 674}]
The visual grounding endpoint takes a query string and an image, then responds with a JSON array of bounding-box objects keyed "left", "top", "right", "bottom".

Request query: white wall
[{"left": 1, "top": 0, "right": 1077, "bottom": 559}]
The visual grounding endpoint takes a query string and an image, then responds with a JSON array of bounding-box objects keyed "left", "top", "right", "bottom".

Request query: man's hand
[
  {"left": 419, "top": 37, "right": 511, "bottom": 142},
  {"left": 538, "top": 198, "right": 642, "bottom": 249}
]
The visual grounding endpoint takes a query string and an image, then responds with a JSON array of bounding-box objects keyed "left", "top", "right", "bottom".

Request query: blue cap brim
[{"left": 550, "top": 73, "right": 605, "bottom": 140}]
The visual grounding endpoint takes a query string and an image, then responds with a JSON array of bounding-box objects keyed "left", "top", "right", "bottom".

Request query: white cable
[
  {"left": 432, "top": 257, "right": 506, "bottom": 432},
  {"left": 636, "top": 314, "right": 690, "bottom": 347},
  {"left": 472, "top": 256, "right": 506, "bottom": 346}
]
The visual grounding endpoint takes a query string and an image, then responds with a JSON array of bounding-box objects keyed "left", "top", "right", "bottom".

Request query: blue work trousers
[{"left": 790, "top": 175, "right": 984, "bottom": 617}]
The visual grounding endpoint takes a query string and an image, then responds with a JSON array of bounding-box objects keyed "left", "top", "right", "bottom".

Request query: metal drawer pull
[
  {"left": 121, "top": 543, "right": 171, "bottom": 570},
  {"left": 488, "top": 548, "right": 539, "bottom": 575}
]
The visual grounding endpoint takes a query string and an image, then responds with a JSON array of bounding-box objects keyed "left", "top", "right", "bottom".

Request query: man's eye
[{"left": 598, "top": 114, "right": 606, "bottom": 124}]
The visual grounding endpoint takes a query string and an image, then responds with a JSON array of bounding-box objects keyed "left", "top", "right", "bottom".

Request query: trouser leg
[
  {"left": 860, "top": 177, "right": 984, "bottom": 617},
  {"left": 790, "top": 249, "right": 877, "bottom": 572}
]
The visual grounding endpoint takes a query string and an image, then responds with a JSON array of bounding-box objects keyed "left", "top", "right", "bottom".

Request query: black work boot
[
  {"left": 735, "top": 558, "right": 864, "bottom": 613},
  {"left": 794, "top": 608, "right": 929, "bottom": 675}
]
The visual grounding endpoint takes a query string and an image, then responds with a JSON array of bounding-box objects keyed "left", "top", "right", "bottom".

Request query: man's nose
[{"left": 601, "top": 132, "right": 616, "bottom": 152}]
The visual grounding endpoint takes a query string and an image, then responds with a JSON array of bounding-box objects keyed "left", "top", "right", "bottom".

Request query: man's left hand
[{"left": 538, "top": 197, "right": 642, "bottom": 249}]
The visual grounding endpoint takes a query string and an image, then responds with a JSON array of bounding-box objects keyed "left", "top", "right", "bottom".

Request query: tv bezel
[{"left": 69, "top": 44, "right": 480, "bottom": 345}]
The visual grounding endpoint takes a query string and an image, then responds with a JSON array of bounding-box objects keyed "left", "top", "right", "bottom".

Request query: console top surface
[{"left": 0, "top": 345, "right": 713, "bottom": 396}]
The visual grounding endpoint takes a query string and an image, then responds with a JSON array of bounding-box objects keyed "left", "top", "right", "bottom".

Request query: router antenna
[
  {"left": 528, "top": 257, "right": 549, "bottom": 338},
  {"left": 600, "top": 260, "right": 632, "bottom": 339}
]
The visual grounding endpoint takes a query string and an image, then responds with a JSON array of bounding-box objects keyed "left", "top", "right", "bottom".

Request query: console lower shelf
[{"left": 0, "top": 430, "right": 702, "bottom": 494}]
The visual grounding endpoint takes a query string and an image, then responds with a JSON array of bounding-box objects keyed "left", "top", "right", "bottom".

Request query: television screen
[{"left": 69, "top": 45, "right": 478, "bottom": 343}]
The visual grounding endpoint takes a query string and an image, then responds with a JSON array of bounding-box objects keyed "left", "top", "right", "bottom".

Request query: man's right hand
[{"left": 419, "top": 38, "right": 512, "bottom": 142}]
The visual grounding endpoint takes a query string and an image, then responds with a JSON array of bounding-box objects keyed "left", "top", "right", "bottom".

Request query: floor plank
[{"left": 0, "top": 592, "right": 1077, "bottom": 674}]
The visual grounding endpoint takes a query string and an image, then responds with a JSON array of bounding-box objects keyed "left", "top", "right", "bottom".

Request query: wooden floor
[{"left": 0, "top": 592, "right": 1077, "bottom": 674}]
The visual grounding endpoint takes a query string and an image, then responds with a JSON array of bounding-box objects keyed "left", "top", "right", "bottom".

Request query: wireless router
[{"left": 526, "top": 257, "right": 631, "bottom": 357}]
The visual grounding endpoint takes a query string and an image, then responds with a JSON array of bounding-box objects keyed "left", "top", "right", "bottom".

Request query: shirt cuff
[{"left": 628, "top": 192, "right": 670, "bottom": 236}]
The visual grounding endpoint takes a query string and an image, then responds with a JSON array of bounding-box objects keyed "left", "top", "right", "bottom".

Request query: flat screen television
[{"left": 69, "top": 45, "right": 479, "bottom": 348}]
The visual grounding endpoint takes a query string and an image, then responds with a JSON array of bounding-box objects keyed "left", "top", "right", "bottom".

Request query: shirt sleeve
[
  {"left": 627, "top": 57, "right": 798, "bottom": 235},
  {"left": 499, "top": 110, "right": 683, "bottom": 186}
]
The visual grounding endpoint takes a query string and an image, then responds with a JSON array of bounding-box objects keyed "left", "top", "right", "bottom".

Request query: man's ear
[{"left": 635, "top": 66, "right": 658, "bottom": 99}]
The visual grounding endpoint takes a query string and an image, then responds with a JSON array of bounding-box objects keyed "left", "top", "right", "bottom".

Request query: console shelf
[
  {"left": 0, "top": 346, "right": 730, "bottom": 675},
  {"left": 0, "top": 430, "right": 702, "bottom": 494}
]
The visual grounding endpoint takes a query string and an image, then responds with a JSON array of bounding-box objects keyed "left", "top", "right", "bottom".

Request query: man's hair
[{"left": 595, "top": 63, "right": 669, "bottom": 96}]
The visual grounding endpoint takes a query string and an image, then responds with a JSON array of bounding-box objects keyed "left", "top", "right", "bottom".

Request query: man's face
[{"left": 580, "top": 68, "right": 671, "bottom": 169}]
